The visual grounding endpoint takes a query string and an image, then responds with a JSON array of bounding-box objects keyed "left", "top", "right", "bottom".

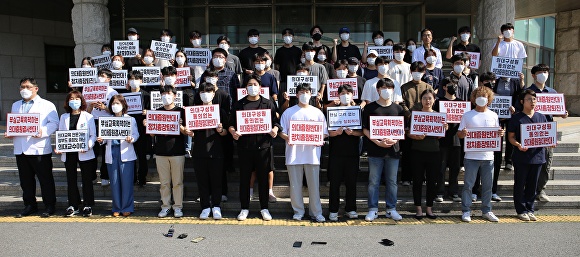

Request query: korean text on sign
[
  {"left": 132, "top": 67, "right": 161, "bottom": 86},
  {"left": 146, "top": 110, "right": 181, "bottom": 135},
  {"left": 121, "top": 92, "right": 143, "bottom": 115},
  {"left": 56, "top": 130, "right": 89, "bottom": 153},
  {"left": 464, "top": 127, "right": 501, "bottom": 152},
  {"left": 454, "top": 51, "right": 480, "bottom": 69},
  {"left": 99, "top": 117, "right": 132, "bottom": 140},
  {"left": 286, "top": 75, "right": 318, "bottom": 96},
  {"left": 409, "top": 111, "right": 446, "bottom": 137},
  {"left": 489, "top": 96, "right": 512, "bottom": 119},
  {"left": 491, "top": 56, "right": 524, "bottom": 79},
  {"left": 438, "top": 101, "right": 470, "bottom": 123},
  {"left": 288, "top": 120, "right": 324, "bottom": 146},
  {"left": 175, "top": 67, "right": 191, "bottom": 88},
  {"left": 91, "top": 54, "right": 112, "bottom": 70},
  {"left": 82, "top": 83, "right": 109, "bottom": 103},
  {"left": 111, "top": 70, "right": 128, "bottom": 89},
  {"left": 520, "top": 122, "right": 557, "bottom": 148},
  {"left": 114, "top": 40, "right": 139, "bottom": 57},
  {"left": 236, "top": 110, "right": 272, "bottom": 135},
  {"left": 237, "top": 87, "right": 270, "bottom": 100},
  {"left": 326, "top": 106, "right": 362, "bottom": 130},
  {"left": 184, "top": 104, "right": 220, "bottom": 130},
  {"left": 6, "top": 113, "right": 40, "bottom": 137},
  {"left": 69, "top": 68, "right": 97, "bottom": 87},
  {"left": 369, "top": 116, "right": 405, "bottom": 140},
  {"left": 150, "top": 91, "right": 183, "bottom": 110},
  {"left": 183, "top": 48, "right": 211, "bottom": 67},
  {"left": 150, "top": 40, "right": 177, "bottom": 60},
  {"left": 326, "top": 78, "right": 358, "bottom": 100},
  {"left": 534, "top": 93, "right": 566, "bottom": 115},
  {"left": 368, "top": 46, "right": 393, "bottom": 59}
]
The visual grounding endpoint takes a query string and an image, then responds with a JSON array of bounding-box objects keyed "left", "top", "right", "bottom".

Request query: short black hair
[
  {"left": 420, "top": 88, "right": 436, "bottom": 99},
  {"left": 199, "top": 82, "right": 216, "bottom": 92},
  {"left": 334, "top": 59, "right": 348, "bottom": 69},
  {"left": 243, "top": 74, "right": 262, "bottom": 86},
  {"left": 202, "top": 69, "right": 219, "bottom": 78},
  {"left": 458, "top": 26, "right": 471, "bottom": 34},
  {"left": 101, "top": 44, "right": 112, "bottom": 52},
  {"left": 421, "top": 28, "right": 433, "bottom": 37},
  {"left": 392, "top": 44, "right": 405, "bottom": 52},
  {"left": 500, "top": 23, "right": 514, "bottom": 32},
  {"left": 212, "top": 47, "right": 228, "bottom": 58},
  {"left": 20, "top": 77, "right": 38, "bottom": 87},
  {"left": 161, "top": 29, "right": 173, "bottom": 37},
  {"left": 375, "top": 56, "right": 389, "bottom": 66},
  {"left": 252, "top": 53, "right": 268, "bottom": 63},
  {"left": 302, "top": 42, "right": 316, "bottom": 52},
  {"left": 282, "top": 28, "right": 294, "bottom": 36},
  {"left": 189, "top": 30, "right": 202, "bottom": 39},
  {"left": 247, "top": 29, "right": 260, "bottom": 37},
  {"left": 376, "top": 78, "right": 395, "bottom": 89},
  {"left": 451, "top": 52, "right": 470, "bottom": 64},
  {"left": 81, "top": 57, "right": 94, "bottom": 67},
  {"left": 295, "top": 83, "right": 311, "bottom": 93},
  {"left": 310, "top": 25, "right": 323, "bottom": 35},
  {"left": 410, "top": 61, "right": 426, "bottom": 72},
  {"left": 479, "top": 71, "right": 496, "bottom": 82},
  {"left": 385, "top": 38, "right": 394, "bottom": 45},
  {"left": 531, "top": 64, "right": 550, "bottom": 74},
  {"left": 441, "top": 76, "right": 458, "bottom": 89},
  {"left": 519, "top": 89, "right": 537, "bottom": 102},
  {"left": 296, "top": 63, "right": 308, "bottom": 73},
  {"left": 372, "top": 31, "right": 384, "bottom": 39},
  {"left": 337, "top": 84, "right": 354, "bottom": 94},
  {"left": 98, "top": 68, "right": 113, "bottom": 79},
  {"left": 129, "top": 70, "right": 143, "bottom": 80},
  {"left": 160, "top": 85, "right": 177, "bottom": 95},
  {"left": 161, "top": 66, "right": 177, "bottom": 76},
  {"left": 216, "top": 35, "right": 230, "bottom": 45}
]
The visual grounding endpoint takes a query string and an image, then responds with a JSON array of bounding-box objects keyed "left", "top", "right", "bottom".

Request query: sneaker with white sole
[
  {"left": 517, "top": 213, "right": 530, "bottom": 221},
  {"left": 386, "top": 210, "right": 402, "bottom": 221},
  {"left": 482, "top": 212, "right": 499, "bottom": 222},
  {"left": 268, "top": 194, "right": 277, "bottom": 203},
  {"left": 221, "top": 195, "right": 228, "bottom": 202},
  {"left": 158, "top": 208, "right": 170, "bottom": 218},
  {"left": 101, "top": 179, "right": 110, "bottom": 186},
  {"left": 212, "top": 207, "right": 222, "bottom": 220},
  {"left": 64, "top": 206, "right": 78, "bottom": 217},
  {"left": 365, "top": 211, "right": 378, "bottom": 221},
  {"left": 461, "top": 212, "right": 471, "bottom": 222},
  {"left": 460, "top": 166, "right": 465, "bottom": 172},
  {"left": 237, "top": 209, "right": 249, "bottom": 221},
  {"left": 471, "top": 194, "right": 477, "bottom": 202},
  {"left": 346, "top": 211, "right": 358, "bottom": 219},
  {"left": 491, "top": 194, "right": 502, "bottom": 202},
  {"left": 199, "top": 208, "right": 211, "bottom": 220},
  {"left": 292, "top": 214, "right": 303, "bottom": 221},
  {"left": 315, "top": 215, "right": 326, "bottom": 222},
  {"left": 536, "top": 191, "right": 550, "bottom": 202},
  {"left": 505, "top": 164, "right": 513, "bottom": 170},
  {"left": 82, "top": 207, "right": 92, "bottom": 217},
  {"left": 401, "top": 181, "right": 411, "bottom": 186},
  {"left": 452, "top": 195, "right": 462, "bottom": 202},
  {"left": 173, "top": 208, "right": 183, "bottom": 218},
  {"left": 260, "top": 209, "right": 272, "bottom": 221},
  {"left": 329, "top": 212, "right": 339, "bottom": 221},
  {"left": 527, "top": 212, "right": 537, "bottom": 221},
  {"left": 435, "top": 195, "right": 444, "bottom": 202}
]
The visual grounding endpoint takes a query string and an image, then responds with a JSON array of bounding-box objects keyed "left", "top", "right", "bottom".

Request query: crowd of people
[{"left": 7, "top": 23, "right": 568, "bottom": 223}]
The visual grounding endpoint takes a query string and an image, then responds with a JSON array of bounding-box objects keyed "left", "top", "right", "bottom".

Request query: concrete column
[
  {"left": 72, "top": 0, "right": 110, "bottom": 67},
  {"left": 476, "top": 0, "right": 515, "bottom": 73},
  {"left": 555, "top": 10, "right": 580, "bottom": 116}
]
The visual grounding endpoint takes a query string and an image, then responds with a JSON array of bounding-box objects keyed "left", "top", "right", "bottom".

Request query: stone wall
[{"left": 555, "top": 9, "right": 580, "bottom": 116}]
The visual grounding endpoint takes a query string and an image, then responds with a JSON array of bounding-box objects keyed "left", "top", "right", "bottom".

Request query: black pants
[
  {"left": 536, "top": 147, "right": 553, "bottom": 193},
  {"left": 194, "top": 157, "right": 223, "bottom": 209},
  {"left": 411, "top": 150, "right": 439, "bottom": 207},
  {"left": 64, "top": 153, "right": 97, "bottom": 208},
  {"left": 513, "top": 162, "right": 542, "bottom": 214},
  {"left": 133, "top": 128, "right": 150, "bottom": 183},
  {"left": 239, "top": 148, "right": 270, "bottom": 210},
  {"left": 221, "top": 134, "right": 235, "bottom": 196},
  {"left": 328, "top": 155, "right": 359, "bottom": 213},
  {"left": 438, "top": 146, "right": 461, "bottom": 196},
  {"left": 399, "top": 135, "right": 413, "bottom": 182},
  {"left": 16, "top": 154, "right": 56, "bottom": 208},
  {"left": 94, "top": 119, "right": 108, "bottom": 180}
]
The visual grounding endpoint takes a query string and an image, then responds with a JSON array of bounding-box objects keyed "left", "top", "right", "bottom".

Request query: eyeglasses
[{"left": 20, "top": 85, "right": 36, "bottom": 90}]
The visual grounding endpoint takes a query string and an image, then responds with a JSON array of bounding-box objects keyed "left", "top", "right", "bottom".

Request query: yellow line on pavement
[{"left": 558, "top": 121, "right": 580, "bottom": 128}]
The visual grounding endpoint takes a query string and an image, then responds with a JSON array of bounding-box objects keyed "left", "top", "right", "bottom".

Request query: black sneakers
[{"left": 82, "top": 207, "right": 93, "bottom": 217}]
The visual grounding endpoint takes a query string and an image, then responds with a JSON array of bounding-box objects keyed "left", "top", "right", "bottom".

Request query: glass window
[
  {"left": 383, "top": 5, "right": 422, "bottom": 44},
  {"left": 45, "top": 45, "right": 75, "bottom": 93},
  {"left": 528, "top": 18, "right": 543, "bottom": 46},
  {"left": 274, "top": 5, "right": 312, "bottom": 46},
  {"left": 124, "top": 0, "right": 164, "bottom": 18},
  {"left": 168, "top": 7, "right": 206, "bottom": 46},
  {"left": 315, "top": 5, "right": 380, "bottom": 43},
  {"left": 426, "top": 0, "right": 471, "bottom": 14},
  {"left": 544, "top": 16, "right": 555, "bottom": 49},
  {"left": 514, "top": 19, "right": 528, "bottom": 42},
  {"left": 425, "top": 16, "right": 470, "bottom": 49},
  {"left": 125, "top": 20, "right": 165, "bottom": 49}
]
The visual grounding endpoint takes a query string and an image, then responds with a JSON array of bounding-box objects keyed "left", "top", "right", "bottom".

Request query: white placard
[
  {"left": 175, "top": 67, "right": 191, "bottom": 88},
  {"left": 69, "top": 68, "right": 97, "bottom": 87},
  {"left": 6, "top": 113, "right": 40, "bottom": 137},
  {"left": 236, "top": 87, "right": 270, "bottom": 100},
  {"left": 288, "top": 120, "right": 324, "bottom": 146},
  {"left": 114, "top": 40, "right": 139, "bottom": 58},
  {"left": 326, "top": 78, "right": 359, "bottom": 100},
  {"left": 534, "top": 93, "right": 566, "bottom": 115},
  {"left": 368, "top": 46, "right": 393, "bottom": 60},
  {"left": 454, "top": 51, "right": 480, "bottom": 69},
  {"left": 150, "top": 40, "right": 177, "bottom": 60},
  {"left": 131, "top": 66, "right": 161, "bottom": 86},
  {"left": 121, "top": 92, "right": 143, "bottom": 115},
  {"left": 236, "top": 109, "right": 272, "bottom": 135},
  {"left": 184, "top": 105, "right": 220, "bottom": 131},
  {"left": 520, "top": 122, "right": 557, "bottom": 148},
  {"left": 91, "top": 54, "right": 112, "bottom": 70},
  {"left": 409, "top": 111, "right": 446, "bottom": 137},
  {"left": 491, "top": 56, "right": 524, "bottom": 79},
  {"left": 286, "top": 75, "right": 318, "bottom": 96},
  {"left": 110, "top": 70, "right": 128, "bottom": 89},
  {"left": 438, "top": 101, "right": 470, "bottom": 123},
  {"left": 183, "top": 47, "right": 211, "bottom": 67},
  {"left": 98, "top": 117, "right": 132, "bottom": 140},
  {"left": 368, "top": 116, "right": 405, "bottom": 140},
  {"left": 489, "top": 96, "right": 512, "bottom": 119},
  {"left": 326, "top": 106, "right": 362, "bottom": 130},
  {"left": 55, "top": 130, "right": 89, "bottom": 153},
  {"left": 464, "top": 127, "right": 502, "bottom": 152},
  {"left": 82, "top": 83, "right": 109, "bottom": 103},
  {"left": 146, "top": 110, "right": 181, "bottom": 135},
  {"left": 150, "top": 91, "right": 183, "bottom": 110}
]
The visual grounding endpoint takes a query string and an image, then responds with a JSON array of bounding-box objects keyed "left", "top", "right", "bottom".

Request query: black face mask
[
  {"left": 447, "top": 85, "right": 457, "bottom": 95},
  {"left": 483, "top": 82, "right": 494, "bottom": 89},
  {"left": 312, "top": 33, "right": 322, "bottom": 41}
]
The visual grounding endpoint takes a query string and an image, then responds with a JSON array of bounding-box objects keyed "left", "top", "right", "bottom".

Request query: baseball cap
[
  {"left": 347, "top": 57, "right": 359, "bottom": 65},
  {"left": 339, "top": 27, "right": 350, "bottom": 34},
  {"left": 127, "top": 28, "right": 138, "bottom": 34},
  {"left": 368, "top": 50, "right": 379, "bottom": 57}
]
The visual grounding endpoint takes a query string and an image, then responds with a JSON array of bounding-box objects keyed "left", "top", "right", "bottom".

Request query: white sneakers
[
  {"left": 158, "top": 208, "right": 170, "bottom": 218},
  {"left": 462, "top": 212, "right": 471, "bottom": 222},
  {"left": 517, "top": 213, "right": 530, "bottom": 221},
  {"left": 329, "top": 212, "right": 339, "bottom": 221},
  {"left": 365, "top": 211, "right": 378, "bottom": 221},
  {"left": 199, "top": 208, "right": 211, "bottom": 220},
  {"left": 314, "top": 215, "right": 326, "bottom": 222},
  {"left": 527, "top": 212, "right": 537, "bottom": 221},
  {"left": 435, "top": 195, "right": 444, "bottom": 202},
  {"left": 385, "top": 210, "right": 402, "bottom": 221},
  {"left": 346, "top": 211, "right": 358, "bottom": 219},
  {"left": 292, "top": 214, "right": 303, "bottom": 221},
  {"left": 260, "top": 209, "right": 272, "bottom": 221},
  {"left": 174, "top": 208, "right": 183, "bottom": 218},
  {"left": 482, "top": 212, "right": 499, "bottom": 222},
  {"left": 237, "top": 209, "right": 249, "bottom": 221},
  {"left": 101, "top": 179, "right": 110, "bottom": 186},
  {"left": 212, "top": 207, "right": 222, "bottom": 220},
  {"left": 491, "top": 194, "right": 502, "bottom": 202}
]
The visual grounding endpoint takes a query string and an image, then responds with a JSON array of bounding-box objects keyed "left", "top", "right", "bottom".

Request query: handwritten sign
[
  {"left": 150, "top": 91, "right": 183, "bottom": 110},
  {"left": 369, "top": 116, "right": 405, "bottom": 140},
  {"left": 131, "top": 66, "right": 161, "bottom": 86},
  {"left": 114, "top": 40, "right": 139, "bottom": 58},
  {"left": 236, "top": 87, "right": 270, "bottom": 100},
  {"left": 183, "top": 48, "right": 211, "bottom": 67},
  {"left": 409, "top": 111, "right": 446, "bottom": 137},
  {"left": 56, "top": 130, "right": 89, "bottom": 152},
  {"left": 184, "top": 105, "right": 220, "bottom": 130},
  {"left": 368, "top": 46, "right": 393, "bottom": 60},
  {"left": 91, "top": 54, "right": 112, "bottom": 70},
  {"left": 150, "top": 40, "right": 177, "bottom": 60},
  {"left": 121, "top": 92, "right": 143, "bottom": 115},
  {"left": 534, "top": 93, "right": 566, "bottom": 115},
  {"left": 439, "top": 101, "right": 470, "bottom": 123},
  {"left": 288, "top": 120, "right": 324, "bottom": 146},
  {"left": 326, "top": 78, "right": 358, "bottom": 100},
  {"left": 464, "top": 127, "right": 501, "bottom": 152},
  {"left": 491, "top": 56, "right": 524, "bottom": 79},
  {"left": 520, "top": 122, "right": 557, "bottom": 148},
  {"left": 489, "top": 96, "right": 512, "bottom": 119},
  {"left": 175, "top": 67, "right": 191, "bottom": 88},
  {"left": 286, "top": 75, "right": 318, "bottom": 96},
  {"left": 146, "top": 110, "right": 181, "bottom": 135},
  {"left": 326, "top": 106, "right": 362, "bottom": 130},
  {"left": 69, "top": 68, "right": 97, "bottom": 87},
  {"left": 82, "top": 83, "right": 109, "bottom": 103},
  {"left": 98, "top": 117, "right": 132, "bottom": 140},
  {"left": 236, "top": 109, "right": 272, "bottom": 135},
  {"left": 110, "top": 70, "right": 128, "bottom": 89},
  {"left": 6, "top": 113, "right": 40, "bottom": 136},
  {"left": 454, "top": 51, "right": 480, "bottom": 69}
]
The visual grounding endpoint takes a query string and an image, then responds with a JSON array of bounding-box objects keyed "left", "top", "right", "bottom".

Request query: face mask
[
  {"left": 255, "top": 63, "right": 265, "bottom": 71},
  {"left": 102, "top": 50, "right": 111, "bottom": 56},
  {"left": 536, "top": 72, "right": 548, "bottom": 84},
  {"left": 380, "top": 89, "right": 392, "bottom": 100},
  {"left": 200, "top": 92, "right": 214, "bottom": 103},
  {"left": 503, "top": 30, "right": 513, "bottom": 39},
  {"left": 460, "top": 33, "right": 470, "bottom": 42},
  {"left": 348, "top": 65, "right": 358, "bottom": 73},
  {"left": 112, "top": 60, "right": 123, "bottom": 69},
  {"left": 475, "top": 96, "right": 488, "bottom": 107},
  {"left": 411, "top": 72, "right": 423, "bottom": 81},
  {"left": 205, "top": 77, "right": 218, "bottom": 85},
  {"left": 453, "top": 65, "right": 465, "bottom": 74},
  {"left": 407, "top": 45, "right": 416, "bottom": 52},
  {"left": 426, "top": 56, "right": 437, "bottom": 64},
  {"left": 378, "top": 65, "right": 388, "bottom": 75},
  {"left": 296, "top": 72, "right": 308, "bottom": 76},
  {"left": 97, "top": 77, "right": 108, "bottom": 83},
  {"left": 304, "top": 52, "right": 315, "bottom": 61},
  {"left": 317, "top": 54, "right": 327, "bottom": 62},
  {"left": 20, "top": 89, "right": 33, "bottom": 99},
  {"left": 129, "top": 79, "right": 141, "bottom": 89},
  {"left": 394, "top": 52, "right": 405, "bottom": 62},
  {"left": 336, "top": 69, "right": 348, "bottom": 79},
  {"left": 367, "top": 57, "right": 376, "bottom": 65},
  {"left": 339, "top": 94, "right": 352, "bottom": 105},
  {"left": 111, "top": 104, "right": 123, "bottom": 114},
  {"left": 374, "top": 38, "right": 384, "bottom": 46},
  {"left": 447, "top": 85, "right": 457, "bottom": 95},
  {"left": 283, "top": 36, "right": 293, "bottom": 44},
  {"left": 191, "top": 39, "right": 201, "bottom": 47},
  {"left": 128, "top": 35, "right": 138, "bottom": 41},
  {"left": 249, "top": 36, "right": 259, "bottom": 45},
  {"left": 161, "top": 36, "right": 171, "bottom": 43},
  {"left": 300, "top": 57, "right": 306, "bottom": 64},
  {"left": 143, "top": 56, "right": 154, "bottom": 65},
  {"left": 247, "top": 85, "right": 260, "bottom": 96},
  {"left": 298, "top": 93, "right": 311, "bottom": 105},
  {"left": 164, "top": 76, "right": 176, "bottom": 86},
  {"left": 161, "top": 94, "right": 174, "bottom": 105},
  {"left": 212, "top": 57, "right": 225, "bottom": 67},
  {"left": 175, "top": 57, "right": 186, "bottom": 65},
  {"left": 266, "top": 59, "right": 272, "bottom": 68},
  {"left": 81, "top": 65, "right": 91, "bottom": 68},
  {"left": 219, "top": 43, "right": 230, "bottom": 51},
  {"left": 312, "top": 33, "right": 322, "bottom": 41},
  {"left": 69, "top": 99, "right": 81, "bottom": 110},
  {"left": 340, "top": 33, "right": 350, "bottom": 41},
  {"left": 483, "top": 82, "right": 494, "bottom": 89}
]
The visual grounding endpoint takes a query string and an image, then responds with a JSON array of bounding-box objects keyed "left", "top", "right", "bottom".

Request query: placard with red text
[
  {"left": 464, "top": 127, "right": 501, "bottom": 152},
  {"left": 534, "top": 93, "right": 566, "bottom": 115},
  {"left": 520, "top": 122, "right": 557, "bottom": 148},
  {"left": 6, "top": 113, "right": 40, "bottom": 137},
  {"left": 184, "top": 104, "right": 220, "bottom": 130},
  {"left": 409, "top": 111, "right": 446, "bottom": 137},
  {"left": 236, "top": 109, "right": 272, "bottom": 135},
  {"left": 146, "top": 110, "right": 181, "bottom": 135},
  {"left": 369, "top": 116, "right": 405, "bottom": 140},
  {"left": 438, "top": 101, "right": 470, "bottom": 123},
  {"left": 288, "top": 120, "right": 324, "bottom": 146},
  {"left": 82, "top": 83, "right": 109, "bottom": 103},
  {"left": 326, "top": 78, "right": 358, "bottom": 100}
]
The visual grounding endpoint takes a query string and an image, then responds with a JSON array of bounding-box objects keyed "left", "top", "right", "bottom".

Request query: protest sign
[
  {"left": 369, "top": 116, "right": 405, "bottom": 140},
  {"left": 438, "top": 101, "right": 470, "bottom": 123},
  {"left": 184, "top": 104, "right": 220, "bottom": 130},
  {"left": 6, "top": 113, "right": 40, "bottom": 137},
  {"left": 110, "top": 70, "right": 128, "bottom": 89},
  {"left": 286, "top": 75, "right": 318, "bottom": 96},
  {"left": 288, "top": 120, "right": 324, "bottom": 146},
  {"left": 464, "top": 127, "right": 501, "bottom": 152},
  {"left": 150, "top": 40, "right": 177, "bottom": 60},
  {"left": 368, "top": 46, "right": 393, "bottom": 59},
  {"left": 114, "top": 40, "right": 139, "bottom": 57},
  {"left": 146, "top": 110, "right": 181, "bottom": 135},
  {"left": 183, "top": 47, "right": 211, "bottom": 67},
  {"left": 326, "top": 78, "right": 359, "bottom": 100},
  {"left": 454, "top": 51, "right": 480, "bottom": 69},
  {"left": 409, "top": 111, "right": 446, "bottom": 137},
  {"left": 175, "top": 67, "right": 191, "bottom": 88},
  {"left": 69, "top": 68, "right": 97, "bottom": 87},
  {"left": 534, "top": 93, "right": 566, "bottom": 115},
  {"left": 131, "top": 66, "right": 161, "bottom": 86},
  {"left": 121, "top": 92, "right": 143, "bottom": 115},
  {"left": 236, "top": 87, "right": 270, "bottom": 100},
  {"left": 491, "top": 56, "right": 524, "bottom": 79},
  {"left": 82, "top": 83, "right": 109, "bottom": 103},
  {"left": 55, "top": 130, "right": 89, "bottom": 153},
  {"left": 150, "top": 91, "right": 183, "bottom": 110},
  {"left": 489, "top": 96, "right": 512, "bottom": 119},
  {"left": 520, "top": 122, "right": 557, "bottom": 148},
  {"left": 236, "top": 109, "right": 272, "bottom": 135},
  {"left": 91, "top": 54, "right": 112, "bottom": 70},
  {"left": 98, "top": 117, "right": 132, "bottom": 140},
  {"left": 326, "top": 106, "right": 362, "bottom": 130}
]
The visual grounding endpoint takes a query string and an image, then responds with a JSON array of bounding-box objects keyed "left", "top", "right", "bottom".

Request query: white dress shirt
[{"left": 11, "top": 95, "right": 59, "bottom": 155}]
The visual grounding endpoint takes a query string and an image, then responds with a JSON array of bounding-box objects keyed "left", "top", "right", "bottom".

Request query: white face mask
[
  {"left": 164, "top": 76, "right": 176, "bottom": 86},
  {"left": 300, "top": 57, "right": 306, "bottom": 64},
  {"left": 503, "top": 30, "right": 513, "bottom": 39},
  {"left": 367, "top": 57, "right": 376, "bottom": 66},
  {"left": 339, "top": 94, "right": 352, "bottom": 105},
  {"left": 143, "top": 56, "right": 154, "bottom": 65},
  {"left": 426, "top": 56, "right": 437, "bottom": 64},
  {"left": 283, "top": 36, "right": 293, "bottom": 44},
  {"left": 304, "top": 52, "right": 315, "bottom": 61},
  {"left": 378, "top": 65, "right": 388, "bottom": 75},
  {"left": 69, "top": 99, "right": 81, "bottom": 110},
  {"left": 128, "top": 35, "right": 138, "bottom": 41},
  {"left": 411, "top": 72, "right": 423, "bottom": 81},
  {"left": 296, "top": 72, "right": 308, "bottom": 76},
  {"left": 161, "top": 94, "right": 174, "bottom": 105},
  {"left": 266, "top": 59, "right": 272, "bottom": 68},
  {"left": 191, "top": 39, "right": 201, "bottom": 47},
  {"left": 475, "top": 96, "right": 488, "bottom": 107},
  {"left": 407, "top": 45, "right": 416, "bottom": 52},
  {"left": 340, "top": 33, "right": 350, "bottom": 41},
  {"left": 97, "top": 77, "right": 108, "bottom": 83},
  {"left": 536, "top": 72, "right": 548, "bottom": 84},
  {"left": 255, "top": 63, "right": 265, "bottom": 71},
  {"left": 161, "top": 36, "right": 171, "bottom": 43},
  {"left": 212, "top": 57, "right": 225, "bottom": 67},
  {"left": 205, "top": 77, "right": 218, "bottom": 85},
  {"left": 247, "top": 85, "right": 260, "bottom": 96},
  {"left": 374, "top": 38, "right": 384, "bottom": 46},
  {"left": 102, "top": 50, "right": 111, "bottom": 56},
  {"left": 453, "top": 65, "right": 465, "bottom": 74},
  {"left": 394, "top": 52, "right": 405, "bottom": 62},
  {"left": 20, "top": 89, "right": 33, "bottom": 99},
  {"left": 111, "top": 104, "right": 123, "bottom": 114},
  {"left": 219, "top": 43, "right": 229, "bottom": 51},
  {"left": 175, "top": 57, "right": 186, "bottom": 65},
  {"left": 81, "top": 65, "right": 92, "bottom": 68},
  {"left": 129, "top": 79, "right": 141, "bottom": 89},
  {"left": 298, "top": 93, "right": 311, "bottom": 105},
  {"left": 348, "top": 65, "right": 358, "bottom": 73},
  {"left": 336, "top": 69, "right": 348, "bottom": 79},
  {"left": 249, "top": 36, "right": 259, "bottom": 45},
  {"left": 200, "top": 92, "right": 214, "bottom": 103},
  {"left": 460, "top": 33, "right": 470, "bottom": 42},
  {"left": 317, "top": 54, "right": 327, "bottom": 62},
  {"left": 380, "top": 89, "right": 392, "bottom": 100},
  {"left": 112, "top": 60, "right": 123, "bottom": 69}
]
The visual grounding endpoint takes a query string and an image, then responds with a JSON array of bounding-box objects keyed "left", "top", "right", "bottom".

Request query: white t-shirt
[
  {"left": 387, "top": 61, "right": 412, "bottom": 86},
  {"left": 458, "top": 109, "right": 500, "bottom": 160},
  {"left": 360, "top": 77, "right": 403, "bottom": 103},
  {"left": 280, "top": 105, "right": 328, "bottom": 165},
  {"left": 412, "top": 46, "right": 443, "bottom": 68},
  {"left": 497, "top": 40, "right": 527, "bottom": 59},
  {"left": 91, "top": 86, "right": 118, "bottom": 119}
]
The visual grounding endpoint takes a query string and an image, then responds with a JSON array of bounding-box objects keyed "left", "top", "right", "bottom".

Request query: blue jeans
[
  {"left": 107, "top": 145, "right": 135, "bottom": 213},
  {"left": 462, "top": 159, "right": 493, "bottom": 213},
  {"left": 367, "top": 156, "right": 399, "bottom": 211}
]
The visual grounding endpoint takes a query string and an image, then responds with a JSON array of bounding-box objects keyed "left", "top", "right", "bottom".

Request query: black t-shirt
[
  {"left": 66, "top": 113, "right": 81, "bottom": 159},
  {"left": 335, "top": 43, "right": 362, "bottom": 61},
  {"left": 237, "top": 46, "right": 267, "bottom": 73},
  {"left": 129, "top": 90, "right": 151, "bottom": 134},
  {"left": 274, "top": 46, "right": 302, "bottom": 82},
  {"left": 193, "top": 88, "right": 232, "bottom": 116},
  {"left": 362, "top": 102, "right": 404, "bottom": 158},
  {"left": 507, "top": 111, "right": 547, "bottom": 164},
  {"left": 153, "top": 106, "right": 186, "bottom": 156},
  {"left": 230, "top": 96, "right": 280, "bottom": 150},
  {"left": 434, "top": 97, "right": 463, "bottom": 147},
  {"left": 450, "top": 43, "right": 481, "bottom": 59},
  {"left": 192, "top": 107, "right": 228, "bottom": 159}
]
